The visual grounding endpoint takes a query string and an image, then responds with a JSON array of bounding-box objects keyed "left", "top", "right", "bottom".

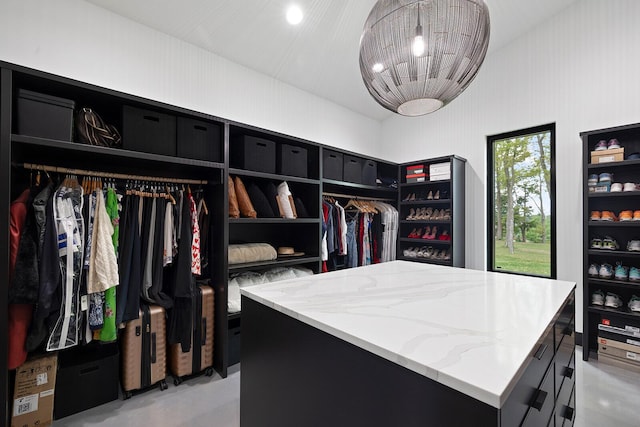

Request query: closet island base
[{"left": 240, "top": 261, "right": 576, "bottom": 427}]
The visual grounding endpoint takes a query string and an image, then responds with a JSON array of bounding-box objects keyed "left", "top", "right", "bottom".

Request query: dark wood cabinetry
[{"left": 582, "top": 123, "right": 640, "bottom": 366}]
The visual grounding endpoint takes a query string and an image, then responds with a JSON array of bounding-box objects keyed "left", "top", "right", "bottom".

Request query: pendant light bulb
[{"left": 411, "top": 33, "right": 425, "bottom": 57}]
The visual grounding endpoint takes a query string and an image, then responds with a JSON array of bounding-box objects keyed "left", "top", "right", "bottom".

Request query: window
[{"left": 487, "top": 124, "right": 556, "bottom": 278}]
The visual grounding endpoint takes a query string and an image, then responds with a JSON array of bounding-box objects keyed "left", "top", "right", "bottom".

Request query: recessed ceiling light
[
  {"left": 372, "top": 63, "right": 384, "bottom": 73},
  {"left": 286, "top": 5, "right": 303, "bottom": 25}
]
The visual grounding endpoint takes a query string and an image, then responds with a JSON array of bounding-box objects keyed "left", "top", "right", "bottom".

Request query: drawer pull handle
[
  {"left": 534, "top": 344, "right": 548, "bottom": 360},
  {"left": 329, "top": 154, "right": 337, "bottom": 159},
  {"left": 531, "top": 389, "right": 548, "bottom": 411},
  {"left": 563, "top": 326, "right": 573, "bottom": 336},
  {"left": 143, "top": 115, "right": 160, "bottom": 122},
  {"left": 194, "top": 125, "right": 207, "bottom": 132},
  {"left": 257, "top": 142, "right": 267, "bottom": 147},
  {"left": 563, "top": 406, "right": 575, "bottom": 420},
  {"left": 563, "top": 367, "right": 574, "bottom": 379},
  {"left": 79, "top": 366, "right": 99, "bottom": 375}
]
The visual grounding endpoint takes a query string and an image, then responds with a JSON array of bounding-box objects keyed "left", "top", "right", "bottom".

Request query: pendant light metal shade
[{"left": 359, "top": 0, "right": 490, "bottom": 116}]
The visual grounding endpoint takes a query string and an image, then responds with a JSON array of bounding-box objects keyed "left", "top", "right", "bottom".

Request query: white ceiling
[{"left": 85, "top": 0, "right": 579, "bottom": 121}]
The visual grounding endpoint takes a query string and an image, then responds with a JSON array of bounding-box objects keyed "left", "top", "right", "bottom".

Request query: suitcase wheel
[
  {"left": 174, "top": 377, "right": 183, "bottom": 386},
  {"left": 123, "top": 391, "right": 133, "bottom": 400},
  {"left": 160, "top": 380, "right": 168, "bottom": 391},
  {"left": 206, "top": 367, "right": 214, "bottom": 377}
]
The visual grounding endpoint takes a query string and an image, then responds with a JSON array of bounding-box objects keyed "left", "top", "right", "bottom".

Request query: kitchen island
[{"left": 240, "top": 261, "right": 576, "bottom": 427}]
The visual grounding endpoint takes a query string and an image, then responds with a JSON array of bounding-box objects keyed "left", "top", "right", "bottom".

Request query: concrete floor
[{"left": 57, "top": 347, "right": 640, "bottom": 427}]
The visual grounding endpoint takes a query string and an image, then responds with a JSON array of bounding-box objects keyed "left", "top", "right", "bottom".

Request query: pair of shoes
[
  {"left": 426, "top": 190, "right": 441, "bottom": 200},
  {"left": 406, "top": 208, "right": 417, "bottom": 220},
  {"left": 629, "top": 295, "right": 640, "bottom": 312},
  {"left": 588, "top": 263, "right": 600, "bottom": 277},
  {"left": 408, "top": 228, "right": 422, "bottom": 238},
  {"left": 594, "top": 139, "right": 620, "bottom": 151},
  {"left": 615, "top": 263, "right": 629, "bottom": 280},
  {"left": 599, "top": 172, "right": 613, "bottom": 183},
  {"left": 416, "top": 246, "right": 434, "bottom": 258},
  {"left": 592, "top": 211, "right": 617, "bottom": 221},
  {"left": 620, "top": 210, "right": 633, "bottom": 221},
  {"left": 403, "top": 247, "right": 418, "bottom": 257},
  {"left": 441, "top": 208, "right": 451, "bottom": 220},
  {"left": 403, "top": 193, "right": 417, "bottom": 201},
  {"left": 422, "top": 226, "right": 437, "bottom": 239},
  {"left": 592, "top": 289, "right": 605, "bottom": 305},
  {"left": 630, "top": 266, "right": 640, "bottom": 281},
  {"left": 627, "top": 240, "right": 640, "bottom": 251},
  {"left": 438, "top": 230, "right": 450, "bottom": 240},
  {"left": 623, "top": 183, "right": 639, "bottom": 192}
]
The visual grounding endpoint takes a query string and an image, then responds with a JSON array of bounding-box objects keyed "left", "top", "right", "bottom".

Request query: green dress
[{"left": 99, "top": 187, "right": 119, "bottom": 342}]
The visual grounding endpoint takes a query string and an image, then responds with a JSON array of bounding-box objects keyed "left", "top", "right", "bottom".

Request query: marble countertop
[{"left": 240, "top": 261, "right": 575, "bottom": 408}]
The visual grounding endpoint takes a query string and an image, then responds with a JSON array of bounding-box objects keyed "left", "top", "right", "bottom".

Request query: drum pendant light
[{"left": 359, "top": 0, "right": 490, "bottom": 116}]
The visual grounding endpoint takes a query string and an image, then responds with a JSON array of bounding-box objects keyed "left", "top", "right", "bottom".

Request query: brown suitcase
[
  {"left": 169, "top": 285, "right": 215, "bottom": 384},
  {"left": 121, "top": 305, "right": 168, "bottom": 398}
]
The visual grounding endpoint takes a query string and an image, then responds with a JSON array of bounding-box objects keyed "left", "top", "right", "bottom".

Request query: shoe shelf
[
  {"left": 588, "top": 192, "right": 640, "bottom": 198},
  {"left": 398, "top": 255, "right": 452, "bottom": 265},
  {"left": 587, "top": 306, "right": 640, "bottom": 320},
  {"left": 588, "top": 221, "right": 640, "bottom": 226},
  {"left": 588, "top": 159, "right": 640, "bottom": 170},
  {"left": 228, "top": 256, "right": 321, "bottom": 273},
  {"left": 582, "top": 121, "right": 640, "bottom": 362},
  {"left": 402, "top": 179, "right": 451, "bottom": 186},
  {"left": 587, "top": 249, "right": 640, "bottom": 256},
  {"left": 229, "top": 167, "right": 320, "bottom": 185},
  {"left": 229, "top": 218, "right": 320, "bottom": 224},
  {"left": 588, "top": 277, "right": 640, "bottom": 288},
  {"left": 400, "top": 199, "right": 450, "bottom": 205},
  {"left": 400, "top": 220, "right": 452, "bottom": 225},
  {"left": 399, "top": 238, "right": 451, "bottom": 245}
]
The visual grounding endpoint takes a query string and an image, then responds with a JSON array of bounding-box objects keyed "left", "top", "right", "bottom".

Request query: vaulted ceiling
[{"left": 85, "top": 0, "right": 579, "bottom": 121}]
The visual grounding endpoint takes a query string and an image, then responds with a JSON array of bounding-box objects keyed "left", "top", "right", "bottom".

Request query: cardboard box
[
  {"left": 429, "top": 162, "right": 450, "bottom": 176},
  {"left": 406, "top": 173, "right": 426, "bottom": 183},
  {"left": 598, "top": 343, "right": 640, "bottom": 364},
  {"left": 12, "top": 354, "right": 57, "bottom": 427},
  {"left": 598, "top": 336, "right": 640, "bottom": 351},
  {"left": 598, "top": 352, "right": 640, "bottom": 373},
  {"left": 591, "top": 148, "right": 624, "bottom": 164}
]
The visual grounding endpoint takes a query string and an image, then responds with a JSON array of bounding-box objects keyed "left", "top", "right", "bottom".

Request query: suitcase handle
[
  {"left": 201, "top": 319, "right": 207, "bottom": 345},
  {"left": 151, "top": 332, "right": 157, "bottom": 364}
]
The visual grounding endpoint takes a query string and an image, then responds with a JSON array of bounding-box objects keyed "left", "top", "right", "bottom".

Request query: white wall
[
  {"left": 0, "top": 0, "right": 382, "bottom": 155},
  {"left": 379, "top": 0, "right": 640, "bottom": 332}
]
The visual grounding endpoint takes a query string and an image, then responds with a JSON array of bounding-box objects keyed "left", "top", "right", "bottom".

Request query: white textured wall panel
[
  {"left": 379, "top": 0, "right": 640, "bottom": 332},
  {"left": 0, "top": 0, "right": 382, "bottom": 155}
]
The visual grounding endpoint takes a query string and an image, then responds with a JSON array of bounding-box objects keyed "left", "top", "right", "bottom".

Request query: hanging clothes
[
  {"left": 117, "top": 193, "right": 142, "bottom": 324},
  {"left": 98, "top": 187, "right": 120, "bottom": 342},
  {"left": 47, "top": 179, "right": 84, "bottom": 351}
]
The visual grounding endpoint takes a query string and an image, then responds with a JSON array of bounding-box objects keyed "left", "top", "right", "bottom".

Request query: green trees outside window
[{"left": 488, "top": 124, "right": 556, "bottom": 278}]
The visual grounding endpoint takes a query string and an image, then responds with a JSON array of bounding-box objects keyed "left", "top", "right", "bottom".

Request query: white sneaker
[
  {"left": 623, "top": 182, "right": 637, "bottom": 192},
  {"left": 592, "top": 290, "right": 605, "bottom": 306},
  {"left": 629, "top": 295, "right": 640, "bottom": 312},
  {"left": 611, "top": 183, "right": 623, "bottom": 192},
  {"left": 605, "top": 292, "right": 623, "bottom": 309},
  {"left": 588, "top": 263, "right": 600, "bottom": 277}
]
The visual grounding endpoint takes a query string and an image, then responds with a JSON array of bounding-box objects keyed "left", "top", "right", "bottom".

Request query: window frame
[{"left": 486, "top": 123, "right": 557, "bottom": 279}]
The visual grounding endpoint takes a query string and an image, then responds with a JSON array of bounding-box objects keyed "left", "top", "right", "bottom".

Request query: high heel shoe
[
  {"left": 408, "top": 228, "right": 418, "bottom": 238},
  {"left": 424, "top": 207, "right": 433, "bottom": 220},
  {"left": 431, "top": 209, "right": 440, "bottom": 220},
  {"left": 402, "top": 193, "right": 411, "bottom": 201},
  {"left": 416, "top": 207, "right": 426, "bottom": 219},
  {"left": 426, "top": 226, "right": 438, "bottom": 240},
  {"left": 439, "top": 230, "right": 450, "bottom": 241},
  {"left": 442, "top": 208, "right": 451, "bottom": 220},
  {"left": 434, "top": 190, "right": 440, "bottom": 200},
  {"left": 427, "top": 190, "right": 433, "bottom": 200},
  {"left": 406, "top": 208, "right": 416, "bottom": 220},
  {"left": 421, "top": 226, "right": 431, "bottom": 239},
  {"left": 408, "top": 193, "right": 416, "bottom": 201}
]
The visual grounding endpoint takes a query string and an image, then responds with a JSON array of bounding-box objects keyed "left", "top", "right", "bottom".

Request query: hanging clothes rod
[
  {"left": 322, "top": 191, "right": 395, "bottom": 202},
  {"left": 21, "top": 163, "right": 208, "bottom": 185}
]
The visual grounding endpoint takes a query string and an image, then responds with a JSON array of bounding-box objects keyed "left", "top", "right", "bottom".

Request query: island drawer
[
  {"left": 521, "top": 365, "right": 555, "bottom": 427},
  {"left": 554, "top": 295, "right": 575, "bottom": 351},
  {"left": 555, "top": 383, "right": 576, "bottom": 427}
]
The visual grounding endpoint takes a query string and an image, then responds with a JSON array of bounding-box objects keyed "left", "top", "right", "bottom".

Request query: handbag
[{"left": 75, "top": 107, "right": 122, "bottom": 148}]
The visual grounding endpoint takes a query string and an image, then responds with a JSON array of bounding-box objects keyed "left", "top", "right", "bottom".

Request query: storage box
[
  {"left": 429, "top": 162, "right": 451, "bottom": 176},
  {"left": 591, "top": 148, "right": 624, "bottom": 164},
  {"left": 343, "top": 155, "right": 363, "bottom": 183},
  {"left": 430, "top": 173, "right": 451, "bottom": 181},
  {"left": 598, "top": 336, "right": 640, "bottom": 352},
  {"left": 598, "top": 352, "right": 640, "bottom": 373},
  {"left": 406, "top": 173, "right": 427, "bottom": 183},
  {"left": 231, "top": 135, "right": 276, "bottom": 174},
  {"left": 589, "top": 183, "right": 610, "bottom": 193},
  {"left": 122, "top": 106, "right": 176, "bottom": 156},
  {"left": 323, "top": 150, "right": 343, "bottom": 181},
  {"left": 598, "top": 343, "right": 640, "bottom": 364},
  {"left": 53, "top": 344, "right": 119, "bottom": 420},
  {"left": 361, "top": 160, "right": 377, "bottom": 186},
  {"left": 17, "top": 89, "right": 75, "bottom": 141},
  {"left": 278, "top": 144, "right": 308, "bottom": 178},
  {"left": 177, "top": 117, "right": 222, "bottom": 162},
  {"left": 11, "top": 354, "right": 57, "bottom": 427},
  {"left": 406, "top": 164, "right": 424, "bottom": 175}
]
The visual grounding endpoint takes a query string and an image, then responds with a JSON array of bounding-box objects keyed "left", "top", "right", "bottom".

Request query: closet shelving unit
[
  {"left": 397, "top": 156, "right": 466, "bottom": 268},
  {"left": 582, "top": 122, "right": 640, "bottom": 362},
  {"left": 0, "top": 61, "right": 469, "bottom": 424}
]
